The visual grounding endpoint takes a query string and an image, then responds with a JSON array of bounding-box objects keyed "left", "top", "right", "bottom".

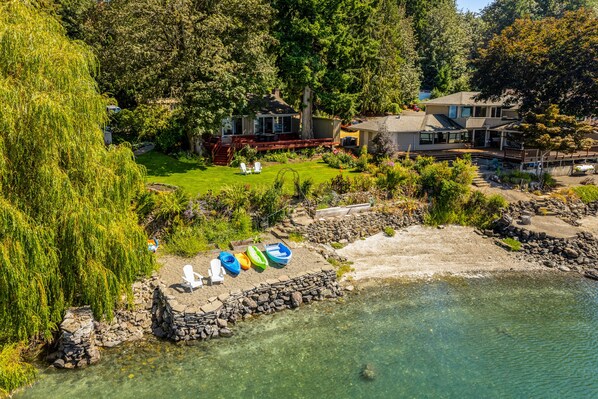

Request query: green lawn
[{"left": 136, "top": 151, "right": 346, "bottom": 195}]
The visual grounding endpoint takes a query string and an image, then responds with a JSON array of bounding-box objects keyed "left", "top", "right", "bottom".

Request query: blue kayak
[
  {"left": 265, "top": 242, "right": 292, "bottom": 265},
  {"left": 219, "top": 251, "right": 241, "bottom": 276}
]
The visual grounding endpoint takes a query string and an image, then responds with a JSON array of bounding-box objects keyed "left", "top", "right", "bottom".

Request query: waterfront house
[{"left": 348, "top": 91, "right": 521, "bottom": 153}]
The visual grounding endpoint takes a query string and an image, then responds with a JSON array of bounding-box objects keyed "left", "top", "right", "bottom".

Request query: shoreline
[{"left": 336, "top": 225, "right": 542, "bottom": 281}]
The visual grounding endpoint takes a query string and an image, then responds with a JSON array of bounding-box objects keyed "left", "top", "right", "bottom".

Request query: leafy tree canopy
[
  {"left": 474, "top": 9, "right": 598, "bottom": 116},
  {"left": 0, "top": 1, "right": 154, "bottom": 342},
  {"left": 81, "top": 0, "right": 277, "bottom": 138},
  {"left": 481, "top": 0, "right": 596, "bottom": 38}
]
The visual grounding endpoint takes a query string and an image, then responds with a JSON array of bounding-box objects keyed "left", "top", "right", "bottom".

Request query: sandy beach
[{"left": 337, "top": 225, "right": 542, "bottom": 280}]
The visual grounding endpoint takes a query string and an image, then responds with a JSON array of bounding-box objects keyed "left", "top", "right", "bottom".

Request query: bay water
[{"left": 18, "top": 273, "right": 598, "bottom": 398}]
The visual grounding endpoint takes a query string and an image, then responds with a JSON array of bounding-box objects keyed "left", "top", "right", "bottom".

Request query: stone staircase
[
  {"left": 270, "top": 205, "right": 314, "bottom": 240},
  {"left": 472, "top": 168, "right": 490, "bottom": 188},
  {"left": 534, "top": 196, "right": 558, "bottom": 216}
]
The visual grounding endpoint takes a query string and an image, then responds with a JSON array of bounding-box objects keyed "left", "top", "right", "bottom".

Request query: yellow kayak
[{"left": 235, "top": 252, "right": 251, "bottom": 270}]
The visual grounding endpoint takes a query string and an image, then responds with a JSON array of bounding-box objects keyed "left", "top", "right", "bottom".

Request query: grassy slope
[{"left": 136, "top": 151, "right": 346, "bottom": 195}]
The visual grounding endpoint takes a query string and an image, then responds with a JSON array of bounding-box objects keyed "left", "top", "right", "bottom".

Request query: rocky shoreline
[
  {"left": 491, "top": 197, "right": 598, "bottom": 274},
  {"left": 49, "top": 197, "right": 598, "bottom": 369}
]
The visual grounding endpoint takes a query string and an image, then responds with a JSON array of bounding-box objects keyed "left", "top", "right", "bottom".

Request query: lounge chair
[
  {"left": 208, "top": 259, "right": 226, "bottom": 284},
  {"left": 182, "top": 264, "right": 203, "bottom": 292},
  {"left": 240, "top": 163, "right": 252, "bottom": 175},
  {"left": 253, "top": 162, "right": 262, "bottom": 174}
]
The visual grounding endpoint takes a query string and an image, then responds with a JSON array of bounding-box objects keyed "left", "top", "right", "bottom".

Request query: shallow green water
[{"left": 19, "top": 273, "right": 598, "bottom": 399}]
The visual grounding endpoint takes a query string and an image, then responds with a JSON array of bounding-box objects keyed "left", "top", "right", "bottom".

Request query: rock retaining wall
[
  {"left": 93, "top": 275, "right": 160, "bottom": 348},
  {"left": 152, "top": 267, "right": 342, "bottom": 341},
  {"left": 495, "top": 224, "right": 598, "bottom": 273},
  {"left": 53, "top": 307, "right": 100, "bottom": 369},
  {"left": 303, "top": 210, "right": 424, "bottom": 244},
  {"left": 494, "top": 198, "right": 598, "bottom": 275}
]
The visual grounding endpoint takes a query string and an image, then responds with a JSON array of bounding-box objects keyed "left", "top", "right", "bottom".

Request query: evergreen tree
[
  {"left": 419, "top": 0, "right": 471, "bottom": 94},
  {"left": 0, "top": 1, "right": 154, "bottom": 341},
  {"left": 360, "top": 0, "right": 420, "bottom": 114}
]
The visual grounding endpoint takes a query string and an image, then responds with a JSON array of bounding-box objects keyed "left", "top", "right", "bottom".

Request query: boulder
[{"left": 290, "top": 291, "right": 303, "bottom": 308}]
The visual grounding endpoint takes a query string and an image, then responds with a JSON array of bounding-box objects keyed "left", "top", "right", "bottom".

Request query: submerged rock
[{"left": 360, "top": 363, "right": 376, "bottom": 381}]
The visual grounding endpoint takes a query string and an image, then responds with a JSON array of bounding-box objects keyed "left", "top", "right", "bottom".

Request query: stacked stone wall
[{"left": 152, "top": 268, "right": 341, "bottom": 341}]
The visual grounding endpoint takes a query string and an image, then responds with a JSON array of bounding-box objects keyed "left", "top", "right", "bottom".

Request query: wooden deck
[
  {"left": 399, "top": 147, "right": 598, "bottom": 165},
  {"left": 206, "top": 135, "right": 337, "bottom": 165}
]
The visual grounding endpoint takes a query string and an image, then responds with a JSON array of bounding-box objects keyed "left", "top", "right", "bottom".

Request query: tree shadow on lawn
[{"left": 137, "top": 152, "right": 208, "bottom": 177}]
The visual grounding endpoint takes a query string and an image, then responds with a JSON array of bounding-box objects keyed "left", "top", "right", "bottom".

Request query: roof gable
[{"left": 424, "top": 91, "right": 507, "bottom": 107}]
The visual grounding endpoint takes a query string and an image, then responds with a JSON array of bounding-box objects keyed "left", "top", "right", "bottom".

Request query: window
[
  {"left": 474, "top": 107, "right": 487, "bottom": 117},
  {"left": 448, "top": 132, "right": 460, "bottom": 143},
  {"left": 283, "top": 116, "right": 292, "bottom": 133},
  {"left": 274, "top": 116, "right": 288, "bottom": 133},
  {"left": 462, "top": 131, "right": 472, "bottom": 143},
  {"left": 419, "top": 133, "right": 434, "bottom": 145},
  {"left": 255, "top": 115, "right": 293, "bottom": 134},
  {"left": 222, "top": 118, "right": 234, "bottom": 136},
  {"left": 461, "top": 106, "right": 473, "bottom": 118},
  {"left": 222, "top": 117, "right": 242, "bottom": 135},
  {"left": 234, "top": 118, "right": 243, "bottom": 135},
  {"left": 436, "top": 132, "right": 448, "bottom": 144},
  {"left": 448, "top": 105, "right": 457, "bottom": 119},
  {"left": 264, "top": 117, "right": 273, "bottom": 134},
  {"left": 254, "top": 118, "right": 264, "bottom": 134},
  {"left": 490, "top": 107, "right": 502, "bottom": 118}
]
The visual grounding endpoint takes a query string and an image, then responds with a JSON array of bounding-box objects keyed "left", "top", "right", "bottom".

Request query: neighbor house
[
  {"left": 207, "top": 90, "right": 340, "bottom": 165},
  {"left": 348, "top": 91, "right": 521, "bottom": 152},
  {"left": 220, "top": 89, "right": 301, "bottom": 138}
]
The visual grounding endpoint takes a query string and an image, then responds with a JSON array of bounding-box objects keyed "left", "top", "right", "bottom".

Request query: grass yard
[{"left": 136, "top": 151, "right": 346, "bottom": 195}]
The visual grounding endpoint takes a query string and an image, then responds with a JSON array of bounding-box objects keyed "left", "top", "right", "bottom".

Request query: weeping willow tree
[{"left": 0, "top": 1, "right": 154, "bottom": 342}]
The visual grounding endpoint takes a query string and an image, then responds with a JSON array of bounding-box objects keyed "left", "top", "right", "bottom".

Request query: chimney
[{"left": 272, "top": 88, "right": 281, "bottom": 99}]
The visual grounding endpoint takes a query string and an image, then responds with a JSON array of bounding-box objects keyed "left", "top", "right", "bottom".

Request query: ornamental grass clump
[{"left": 0, "top": 2, "right": 154, "bottom": 343}]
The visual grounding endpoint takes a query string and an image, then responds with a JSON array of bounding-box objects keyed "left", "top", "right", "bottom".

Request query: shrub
[
  {"left": 502, "top": 237, "right": 522, "bottom": 251},
  {"left": 327, "top": 258, "right": 354, "bottom": 278},
  {"left": 572, "top": 185, "right": 598, "bottom": 203},
  {"left": 383, "top": 226, "right": 395, "bottom": 237},
  {"left": 300, "top": 177, "right": 314, "bottom": 198},
  {"left": 164, "top": 214, "right": 255, "bottom": 257},
  {"left": 355, "top": 145, "right": 369, "bottom": 172},
  {"left": 322, "top": 149, "right": 356, "bottom": 169},
  {"left": 0, "top": 343, "right": 36, "bottom": 396},
  {"left": 288, "top": 232, "right": 304, "bottom": 242},
  {"left": 330, "top": 242, "right": 345, "bottom": 249},
  {"left": 163, "top": 225, "right": 212, "bottom": 257},
  {"left": 330, "top": 174, "right": 352, "bottom": 194},
  {"left": 231, "top": 145, "right": 257, "bottom": 167},
  {"left": 542, "top": 172, "right": 557, "bottom": 188},
  {"left": 372, "top": 127, "right": 394, "bottom": 160},
  {"left": 262, "top": 151, "right": 289, "bottom": 164}
]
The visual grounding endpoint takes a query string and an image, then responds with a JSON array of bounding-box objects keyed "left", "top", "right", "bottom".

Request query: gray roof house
[{"left": 348, "top": 91, "right": 521, "bottom": 152}]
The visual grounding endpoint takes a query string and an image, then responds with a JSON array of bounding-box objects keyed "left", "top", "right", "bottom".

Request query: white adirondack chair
[
  {"left": 182, "top": 264, "right": 203, "bottom": 292},
  {"left": 208, "top": 259, "right": 226, "bottom": 284},
  {"left": 253, "top": 162, "right": 262, "bottom": 174},
  {"left": 240, "top": 163, "right": 252, "bottom": 175}
]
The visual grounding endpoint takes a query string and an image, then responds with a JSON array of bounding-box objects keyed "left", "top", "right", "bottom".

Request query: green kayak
[{"left": 246, "top": 245, "right": 268, "bottom": 270}]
